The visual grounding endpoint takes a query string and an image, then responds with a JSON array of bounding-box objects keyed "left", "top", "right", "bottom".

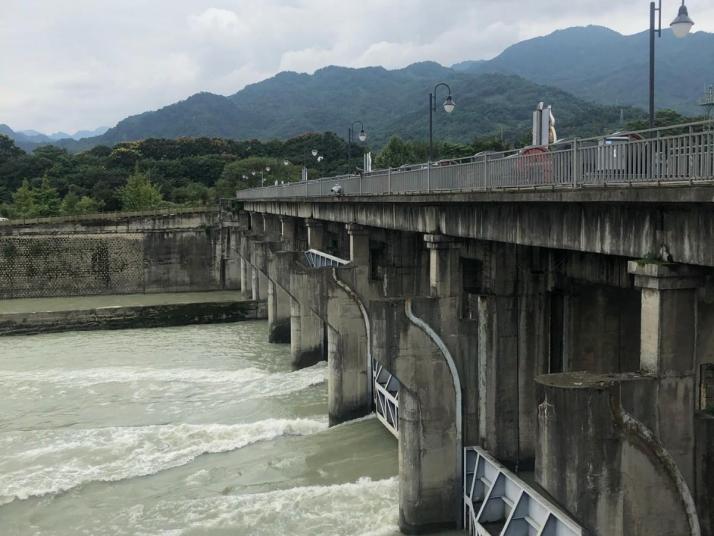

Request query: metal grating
[
  {"left": 464, "top": 447, "right": 584, "bottom": 536},
  {"left": 373, "top": 360, "right": 399, "bottom": 438},
  {"left": 303, "top": 249, "right": 350, "bottom": 268}
]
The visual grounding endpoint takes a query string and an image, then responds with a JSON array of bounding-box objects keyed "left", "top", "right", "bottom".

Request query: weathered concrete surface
[
  {"left": 536, "top": 372, "right": 693, "bottom": 536},
  {"left": 290, "top": 267, "right": 326, "bottom": 369},
  {"left": 0, "top": 300, "right": 266, "bottom": 336},
  {"left": 696, "top": 412, "right": 714, "bottom": 536},
  {"left": 0, "top": 209, "right": 243, "bottom": 299},
  {"left": 327, "top": 266, "right": 371, "bottom": 426},
  {"left": 245, "top": 186, "right": 714, "bottom": 268},
  {"left": 371, "top": 298, "right": 459, "bottom": 534}
]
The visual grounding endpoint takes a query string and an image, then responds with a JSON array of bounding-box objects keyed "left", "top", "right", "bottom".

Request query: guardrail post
[
  {"left": 388, "top": 168, "right": 392, "bottom": 194},
  {"left": 572, "top": 138, "right": 578, "bottom": 188},
  {"left": 359, "top": 173, "right": 363, "bottom": 194},
  {"left": 427, "top": 163, "right": 431, "bottom": 192}
]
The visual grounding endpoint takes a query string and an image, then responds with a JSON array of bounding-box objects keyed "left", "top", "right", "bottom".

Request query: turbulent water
[{"left": 0, "top": 321, "right": 401, "bottom": 535}]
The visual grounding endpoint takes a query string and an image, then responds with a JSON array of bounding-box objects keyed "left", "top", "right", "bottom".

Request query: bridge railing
[{"left": 235, "top": 120, "right": 714, "bottom": 199}]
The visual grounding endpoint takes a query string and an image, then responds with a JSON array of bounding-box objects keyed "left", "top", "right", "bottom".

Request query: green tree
[
  {"left": 117, "top": 171, "right": 164, "bottom": 211},
  {"left": 34, "top": 177, "right": 61, "bottom": 216},
  {"left": 11, "top": 180, "right": 37, "bottom": 217},
  {"left": 374, "top": 136, "right": 416, "bottom": 168},
  {"left": 0, "top": 135, "right": 23, "bottom": 164},
  {"left": 75, "top": 195, "right": 103, "bottom": 214}
]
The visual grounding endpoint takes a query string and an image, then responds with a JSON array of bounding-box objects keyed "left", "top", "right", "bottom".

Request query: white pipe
[{"left": 611, "top": 398, "right": 701, "bottom": 536}]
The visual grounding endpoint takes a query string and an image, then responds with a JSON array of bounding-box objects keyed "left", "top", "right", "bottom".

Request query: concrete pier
[{"left": 235, "top": 179, "right": 714, "bottom": 535}]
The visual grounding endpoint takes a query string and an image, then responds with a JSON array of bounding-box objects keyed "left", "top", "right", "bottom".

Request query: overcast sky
[{"left": 1, "top": 0, "right": 712, "bottom": 134}]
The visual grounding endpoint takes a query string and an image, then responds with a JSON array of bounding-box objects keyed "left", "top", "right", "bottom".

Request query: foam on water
[
  {"left": 0, "top": 418, "right": 327, "bottom": 506},
  {"left": 0, "top": 362, "right": 327, "bottom": 403},
  {"left": 94, "top": 477, "right": 400, "bottom": 536}
]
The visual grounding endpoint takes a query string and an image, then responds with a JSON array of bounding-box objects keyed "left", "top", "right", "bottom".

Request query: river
[{"left": 0, "top": 321, "right": 405, "bottom": 535}]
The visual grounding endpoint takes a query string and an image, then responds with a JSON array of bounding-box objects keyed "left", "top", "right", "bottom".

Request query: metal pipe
[
  {"left": 650, "top": 0, "right": 662, "bottom": 129},
  {"left": 429, "top": 82, "right": 452, "bottom": 162}
]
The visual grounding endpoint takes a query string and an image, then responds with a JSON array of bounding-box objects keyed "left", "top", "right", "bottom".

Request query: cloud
[{"left": 0, "top": 0, "right": 711, "bottom": 133}]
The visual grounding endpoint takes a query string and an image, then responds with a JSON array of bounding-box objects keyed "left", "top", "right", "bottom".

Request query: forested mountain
[
  {"left": 453, "top": 25, "right": 714, "bottom": 115},
  {"left": 7, "top": 24, "right": 711, "bottom": 152},
  {"left": 59, "top": 64, "right": 640, "bottom": 151}
]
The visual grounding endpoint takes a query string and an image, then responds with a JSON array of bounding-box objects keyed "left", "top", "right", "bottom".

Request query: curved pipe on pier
[
  {"left": 404, "top": 298, "right": 463, "bottom": 529},
  {"left": 331, "top": 267, "right": 374, "bottom": 407},
  {"left": 609, "top": 391, "right": 701, "bottom": 536}
]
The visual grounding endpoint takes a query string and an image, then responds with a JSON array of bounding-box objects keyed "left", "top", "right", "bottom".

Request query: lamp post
[
  {"left": 301, "top": 148, "right": 319, "bottom": 181},
  {"left": 347, "top": 121, "right": 367, "bottom": 170},
  {"left": 649, "top": 0, "right": 694, "bottom": 128},
  {"left": 429, "top": 82, "right": 455, "bottom": 162}
]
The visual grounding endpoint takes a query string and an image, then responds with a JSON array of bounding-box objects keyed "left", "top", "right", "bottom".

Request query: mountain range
[
  {"left": 3, "top": 25, "right": 711, "bottom": 153},
  {"left": 453, "top": 25, "right": 714, "bottom": 116}
]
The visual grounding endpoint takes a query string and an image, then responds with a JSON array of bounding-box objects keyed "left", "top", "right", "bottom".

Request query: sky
[{"left": 1, "top": 0, "right": 713, "bottom": 134}]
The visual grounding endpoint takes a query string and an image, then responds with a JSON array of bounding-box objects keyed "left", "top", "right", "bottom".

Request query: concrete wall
[
  {"left": 0, "top": 209, "right": 242, "bottom": 298},
  {"left": 0, "top": 300, "right": 265, "bottom": 336},
  {"left": 245, "top": 186, "right": 714, "bottom": 268}
]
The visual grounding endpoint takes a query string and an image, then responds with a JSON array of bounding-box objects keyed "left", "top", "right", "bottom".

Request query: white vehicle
[{"left": 0, "top": 217, "right": 8, "bottom": 222}]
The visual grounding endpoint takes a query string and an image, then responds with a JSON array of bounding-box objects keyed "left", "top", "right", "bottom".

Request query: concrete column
[
  {"left": 290, "top": 269, "right": 325, "bottom": 369},
  {"left": 266, "top": 249, "right": 291, "bottom": 344},
  {"left": 250, "top": 241, "right": 268, "bottom": 301},
  {"left": 249, "top": 212, "right": 263, "bottom": 232},
  {"left": 327, "top": 274, "right": 371, "bottom": 425},
  {"left": 281, "top": 216, "right": 297, "bottom": 251},
  {"left": 536, "top": 372, "right": 693, "bottom": 536},
  {"left": 629, "top": 261, "right": 702, "bottom": 487},
  {"left": 476, "top": 249, "right": 549, "bottom": 468},
  {"left": 424, "top": 234, "right": 460, "bottom": 297},
  {"left": 263, "top": 214, "right": 281, "bottom": 242},
  {"left": 477, "top": 294, "right": 520, "bottom": 464},
  {"left": 306, "top": 219, "right": 326, "bottom": 251},
  {"left": 346, "top": 224, "right": 370, "bottom": 265},
  {"left": 239, "top": 236, "right": 251, "bottom": 298},
  {"left": 371, "top": 299, "right": 460, "bottom": 533}
]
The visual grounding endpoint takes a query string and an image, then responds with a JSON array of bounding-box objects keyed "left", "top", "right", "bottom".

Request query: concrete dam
[
  {"left": 235, "top": 122, "right": 714, "bottom": 536},
  {"left": 2, "top": 121, "right": 712, "bottom": 535}
]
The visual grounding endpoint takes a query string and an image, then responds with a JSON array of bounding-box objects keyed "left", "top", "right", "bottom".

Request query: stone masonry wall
[
  {"left": 0, "top": 235, "right": 144, "bottom": 298},
  {"left": 0, "top": 210, "right": 237, "bottom": 299}
]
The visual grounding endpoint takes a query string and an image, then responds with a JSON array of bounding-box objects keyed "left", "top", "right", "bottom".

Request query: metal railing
[
  {"left": 373, "top": 360, "right": 399, "bottom": 438},
  {"left": 236, "top": 121, "right": 714, "bottom": 200},
  {"left": 303, "top": 249, "right": 350, "bottom": 268},
  {"left": 464, "top": 447, "right": 584, "bottom": 536}
]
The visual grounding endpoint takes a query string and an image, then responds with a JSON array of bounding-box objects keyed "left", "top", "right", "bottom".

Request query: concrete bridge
[{"left": 235, "top": 121, "right": 714, "bottom": 535}]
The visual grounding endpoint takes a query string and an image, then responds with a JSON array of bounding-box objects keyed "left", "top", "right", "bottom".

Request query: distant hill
[
  {"left": 453, "top": 25, "right": 714, "bottom": 115},
  {"left": 61, "top": 62, "right": 640, "bottom": 152},
  {"left": 0, "top": 124, "right": 108, "bottom": 152}
]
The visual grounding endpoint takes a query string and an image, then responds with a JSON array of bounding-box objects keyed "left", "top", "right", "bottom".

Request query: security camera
[{"left": 331, "top": 185, "right": 344, "bottom": 196}]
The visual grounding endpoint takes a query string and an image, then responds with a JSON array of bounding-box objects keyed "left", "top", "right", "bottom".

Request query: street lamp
[
  {"left": 301, "top": 149, "right": 319, "bottom": 181},
  {"left": 347, "top": 120, "right": 367, "bottom": 170},
  {"left": 429, "top": 82, "right": 455, "bottom": 162},
  {"left": 650, "top": 0, "right": 694, "bottom": 128}
]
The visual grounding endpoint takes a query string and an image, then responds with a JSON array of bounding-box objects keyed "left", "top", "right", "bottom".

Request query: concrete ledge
[
  {"left": 244, "top": 184, "right": 714, "bottom": 206},
  {"left": 0, "top": 300, "right": 267, "bottom": 336}
]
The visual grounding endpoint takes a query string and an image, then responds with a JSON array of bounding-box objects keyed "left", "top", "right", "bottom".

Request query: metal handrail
[{"left": 236, "top": 120, "right": 714, "bottom": 200}]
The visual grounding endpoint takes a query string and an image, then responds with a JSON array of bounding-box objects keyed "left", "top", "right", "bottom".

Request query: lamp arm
[{"left": 433, "top": 82, "right": 453, "bottom": 111}]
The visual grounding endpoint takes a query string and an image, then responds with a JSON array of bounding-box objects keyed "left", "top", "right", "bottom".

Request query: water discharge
[{"left": 0, "top": 321, "right": 407, "bottom": 535}]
